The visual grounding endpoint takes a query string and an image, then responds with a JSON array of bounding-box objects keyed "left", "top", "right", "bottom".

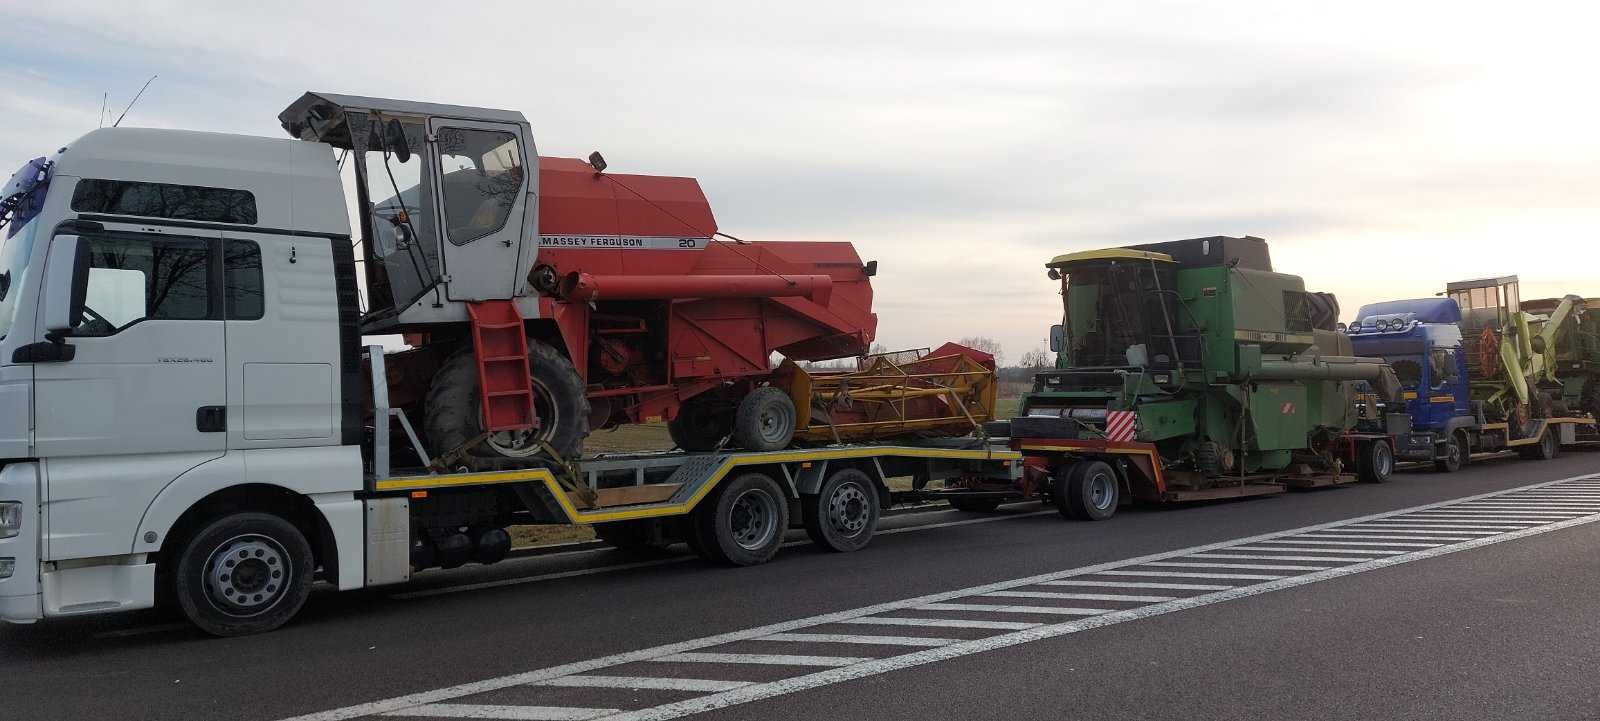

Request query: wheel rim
[
  {"left": 1446, "top": 442, "right": 1461, "bottom": 467},
  {"left": 729, "top": 488, "right": 780, "bottom": 551},
  {"left": 756, "top": 403, "right": 795, "bottom": 446},
  {"left": 202, "top": 534, "right": 291, "bottom": 618},
  {"left": 827, "top": 481, "right": 871, "bottom": 537},
  {"left": 486, "top": 377, "right": 561, "bottom": 457},
  {"left": 1086, "top": 470, "right": 1115, "bottom": 511}
]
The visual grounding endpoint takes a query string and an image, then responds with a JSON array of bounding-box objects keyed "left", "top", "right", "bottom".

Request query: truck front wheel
[
  {"left": 173, "top": 512, "right": 314, "bottom": 637},
  {"left": 1434, "top": 433, "right": 1466, "bottom": 473}
]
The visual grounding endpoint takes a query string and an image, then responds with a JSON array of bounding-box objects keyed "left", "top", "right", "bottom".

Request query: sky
[{"left": 3, "top": 1, "right": 1597, "bottom": 364}]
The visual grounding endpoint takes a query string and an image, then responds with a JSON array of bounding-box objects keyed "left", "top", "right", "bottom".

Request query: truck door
[
  {"left": 220, "top": 231, "right": 339, "bottom": 448},
  {"left": 32, "top": 225, "right": 226, "bottom": 560},
  {"left": 427, "top": 118, "right": 532, "bottom": 301}
]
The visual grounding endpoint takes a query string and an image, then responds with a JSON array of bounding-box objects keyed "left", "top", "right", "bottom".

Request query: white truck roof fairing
[{"left": 53, "top": 127, "right": 349, "bottom": 237}]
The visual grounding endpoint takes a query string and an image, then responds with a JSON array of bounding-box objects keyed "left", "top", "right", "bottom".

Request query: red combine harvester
[{"left": 278, "top": 93, "right": 877, "bottom": 463}]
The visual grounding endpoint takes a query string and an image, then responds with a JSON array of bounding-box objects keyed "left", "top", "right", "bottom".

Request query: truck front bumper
[{"left": 0, "top": 462, "right": 41, "bottom": 623}]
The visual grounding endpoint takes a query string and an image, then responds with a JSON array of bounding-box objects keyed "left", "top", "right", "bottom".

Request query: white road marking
[
  {"left": 1267, "top": 539, "right": 1444, "bottom": 547},
  {"left": 917, "top": 602, "right": 1112, "bottom": 615},
  {"left": 1095, "top": 570, "right": 1287, "bottom": 580},
  {"left": 276, "top": 473, "right": 1600, "bottom": 721},
  {"left": 533, "top": 677, "right": 750, "bottom": 693},
  {"left": 981, "top": 590, "right": 1179, "bottom": 603},
  {"left": 1039, "top": 579, "right": 1235, "bottom": 590},
  {"left": 1311, "top": 528, "right": 1496, "bottom": 536},
  {"left": 384, "top": 705, "right": 615, "bottom": 720},
  {"left": 1142, "top": 561, "right": 1331, "bottom": 571},
  {"left": 1225, "top": 546, "right": 1404, "bottom": 555},
  {"left": 840, "top": 617, "right": 1041, "bottom": 630},
  {"left": 1295, "top": 533, "right": 1475, "bottom": 541},
  {"left": 1347, "top": 522, "right": 1535, "bottom": 530},
  {"left": 1189, "top": 553, "right": 1379, "bottom": 563},
  {"left": 654, "top": 653, "right": 869, "bottom": 667},
  {"left": 756, "top": 633, "right": 956, "bottom": 647}
]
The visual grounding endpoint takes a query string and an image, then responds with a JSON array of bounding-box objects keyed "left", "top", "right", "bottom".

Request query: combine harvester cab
[
  {"left": 1006, "top": 236, "right": 1405, "bottom": 521},
  {"left": 279, "top": 92, "right": 878, "bottom": 463}
]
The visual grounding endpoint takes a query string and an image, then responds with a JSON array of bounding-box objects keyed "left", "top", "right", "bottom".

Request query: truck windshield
[
  {"left": 0, "top": 157, "right": 52, "bottom": 340},
  {"left": 0, "top": 216, "right": 40, "bottom": 340}
]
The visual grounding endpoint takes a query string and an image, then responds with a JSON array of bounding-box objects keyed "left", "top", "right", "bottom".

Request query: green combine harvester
[
  {"left": 1520, "top": 293, "right": 1600, "bottom": 420},
  {"left": 1005, "top": 236, "right": 1404, "bottom": 519}
]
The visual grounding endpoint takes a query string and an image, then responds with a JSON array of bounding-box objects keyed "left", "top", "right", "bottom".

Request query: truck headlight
[{"left": 0, "top": 502, "right": 20, "bottom": 539}]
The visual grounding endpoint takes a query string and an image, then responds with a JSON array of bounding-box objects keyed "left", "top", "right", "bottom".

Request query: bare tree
[
  {"left": 1019, "top": 348, "right": 1051, "bottom": 368},
  {"left": 958, "top": 336, "right": 1004, "bottom": 366}
]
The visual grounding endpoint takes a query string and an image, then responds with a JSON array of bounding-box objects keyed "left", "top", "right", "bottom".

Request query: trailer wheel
[
  {"left": 692, "top": 472, "right": 789, "bottom": 565},
  {"left": 173, "top": 512, "right": 313, "bottom": 637},
  {"left": 425, "top": 341, "right": 590, "bottom": 462},
  {"left": 803, "top": 469, "right": 880, "bottom": 553},
  {"left": 947, "top": 497, "right": 1003, "bottom": 513},
  {"left": 1056, "top": 461, "right": 1119, "bottom": 521},
  {"left": 1518, "top": 429, "right": 1560, "bottom": 461},
  {"left": 732, "top": 387, "right": 797, "bottom": 451},
  {"left": 1358, "top": 440, "right": 1394, "bottom": 483},
  {"left": 1434, "top": 434, "right": 1465, "bottom": 473}
]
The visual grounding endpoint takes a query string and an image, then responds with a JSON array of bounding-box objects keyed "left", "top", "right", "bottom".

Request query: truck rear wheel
[
  {"left": 732, "top": 387, "right": 797, "bottom": 451},
  {"left": 803, "top": 469, "right": 880, "bottom": 553},
  {"left": 1434, "top": 434, "right": 1465, "bottom": 473},
  {"left": 1056, "top": 461, "right": 1119, "bottom": 521},
  {"left": 425, "top": 340, "right": 590, "bottom": 461},
  {"left": 173, "top": 512, "right": 313, "bottom": 637},
  {"left": 1518, "top": 429, "right": 1560, "bottom": 460},
  {"left": 692, "top": 472, "right": 789, "bottom": 565},
  {"left": 1358, "top": 440, "right": 1394, "bottom": 483}
]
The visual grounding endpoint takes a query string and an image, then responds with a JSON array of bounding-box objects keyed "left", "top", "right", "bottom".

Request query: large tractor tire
[
  {"left": 425, "top": 340, "right": 590, "bottom": 461},
  {"left": 732, "top": 387, "right": 798, "bottom": 451}
]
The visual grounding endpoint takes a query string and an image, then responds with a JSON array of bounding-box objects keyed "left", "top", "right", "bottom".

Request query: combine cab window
[
  {"left": 74, "top": 235, "right": 211, "bottom": 336},
  {"left": 436, "top": 128, "right": 523, "bottom": 246}
]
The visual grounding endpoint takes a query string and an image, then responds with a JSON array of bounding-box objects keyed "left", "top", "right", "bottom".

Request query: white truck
[{"left": 0, "top": 93, "right": 1018, "bottom": 635}]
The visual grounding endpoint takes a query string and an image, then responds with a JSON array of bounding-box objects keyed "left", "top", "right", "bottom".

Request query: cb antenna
[
  {"left": 99, "top": 92, "right": 107, "bottom": 128},
  {"left": 112, "top": 74, "right": 157, "bottom": 128}
]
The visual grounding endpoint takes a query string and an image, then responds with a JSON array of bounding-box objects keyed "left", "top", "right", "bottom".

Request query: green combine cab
[{"left": 1009, "top": 236, "right": 1404, "bottom": 519}]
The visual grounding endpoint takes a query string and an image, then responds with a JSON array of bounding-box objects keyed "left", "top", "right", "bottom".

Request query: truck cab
[{"left": 1348, "top": 297, "right": 1475, "bottom": 465}]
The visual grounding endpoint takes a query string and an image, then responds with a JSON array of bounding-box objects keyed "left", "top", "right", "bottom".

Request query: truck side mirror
[
  {"left": 43, "top": 234, "right": 89, "bottom": 334},
  {"left": 1048, "top": 324, "right": 1065, "bottom": 353}
]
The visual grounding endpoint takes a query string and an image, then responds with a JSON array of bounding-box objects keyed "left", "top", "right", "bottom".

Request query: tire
[
  {"left": 1518, "top": 429, "right": 1560, "bottom": 461},
  {"left": 691, "top": 473, "right": 789, "bottom": 566},
  {"left": 1056, "top": 461, "right": 1119, "bottom": 521},
  {"left": 1358, "top": 440, "right": 1394, "bottom": 483},
  {"left": 947, "top": 497, "right": 1003, "bottom": 513},
  {"left": 1434, "top": 433, "right": 1465, "bottom": 473},
  {"left": 425, "top": 340, "right": 590, "bottom": 461},
  {"left": 172, "top": 512, "right": 314, "bottom": 637},
  {"left": 668, "top": 396, "right": 730, "bottom": 452},
  {"left": 732, "top": 387, "right": 797, "bottom": 451},
  {"left": 593, "top": 520, "right": 671, "bottom": 555},
  {"left": 803, "top": 469, "right": 880, "bottom": 553}
]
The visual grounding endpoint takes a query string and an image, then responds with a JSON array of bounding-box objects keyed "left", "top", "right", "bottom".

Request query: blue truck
[{"left": 1347, "top": 278, "right": 1595, "bottom": 472}]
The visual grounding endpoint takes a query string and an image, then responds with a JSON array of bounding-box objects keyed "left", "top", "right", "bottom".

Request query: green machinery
[
  {"left": 1518, "top": 292, "right": 1599, "bottom": 419},
  {"left": 1444, "top": 275, "right": 1589, "bottom": 423},
  {"left": 1011, "top": 236, "right": 1403, "bottom": 512}
]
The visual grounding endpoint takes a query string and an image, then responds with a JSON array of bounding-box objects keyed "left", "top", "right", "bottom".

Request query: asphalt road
[{"left": 6, "top": 450, "right": 1600, "bottom": 721}]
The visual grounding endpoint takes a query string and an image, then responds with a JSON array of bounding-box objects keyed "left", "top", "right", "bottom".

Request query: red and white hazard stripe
[{"left": 1104, "top": 410, "right": 1137, "bottom": 442}]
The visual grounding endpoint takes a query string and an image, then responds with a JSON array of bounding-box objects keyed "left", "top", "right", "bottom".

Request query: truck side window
[
  {"left": 436, "top": 127, "right": 522, "bottom": 246},
  {"left": 224, "top": 240, "right": 263, "bottom": 320},
  {"left": 1430, "top": 348, "right": 1457, "bottom": 385},
  {"left": 73, "top": 235, "right": 211, "bottom": 336}
]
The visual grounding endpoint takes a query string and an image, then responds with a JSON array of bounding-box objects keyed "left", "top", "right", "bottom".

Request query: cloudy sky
[{"left": 4, "top": 1, "right": 1597, "bottom": 362}]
